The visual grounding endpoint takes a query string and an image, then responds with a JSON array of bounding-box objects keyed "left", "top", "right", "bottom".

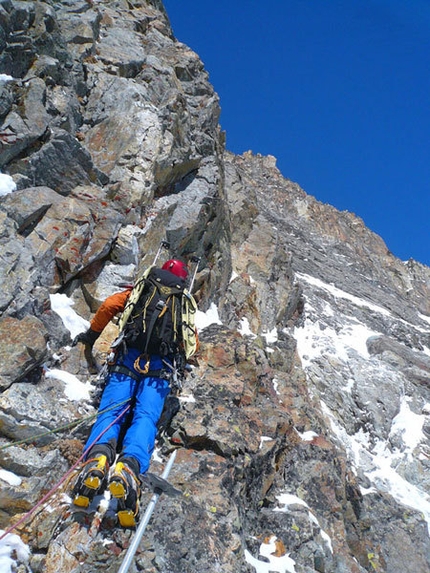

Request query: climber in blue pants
[
  {"left": 72, "top": 258, "right": 195, "bottom": 527},
  {"left": 85, "top": 349, "right": 170, "bottom": 476}
]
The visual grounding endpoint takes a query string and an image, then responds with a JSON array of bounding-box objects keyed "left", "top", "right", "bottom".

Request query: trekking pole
[
  {"left": 188, "top": 256, "right": 201, "bottom": 293},
  {"left": 117, "top": 450, "right": 177, "bottom": 573},
  {"left": 152, "top": 240, "right": 170, "bottom": 266}
]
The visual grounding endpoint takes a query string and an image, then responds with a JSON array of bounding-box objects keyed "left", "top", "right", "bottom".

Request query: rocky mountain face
[{"left": 0, "top": 1, "right": 429, "bottom": 572}]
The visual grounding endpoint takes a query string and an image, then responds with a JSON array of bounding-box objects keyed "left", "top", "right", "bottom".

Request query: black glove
[{"left": 72, "top": 328, "right": 101, "bottom": 348}]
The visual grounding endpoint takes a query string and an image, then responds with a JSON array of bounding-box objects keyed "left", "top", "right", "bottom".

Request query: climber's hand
[{"left": 72, "top": 328, "right": 100, "bottom": 348}]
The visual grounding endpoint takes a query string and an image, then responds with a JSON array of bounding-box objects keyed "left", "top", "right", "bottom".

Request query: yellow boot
[
  {"left": 109, "top": 461, "right": 141, "bottom": 527},
  {"left": 72, "top": 455, "right": 109, "bottom": 508}
]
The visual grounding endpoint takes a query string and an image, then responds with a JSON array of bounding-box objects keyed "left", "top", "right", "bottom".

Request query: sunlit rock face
[{"left": 0, "top": 2, "right": 429, "bottom": 573}]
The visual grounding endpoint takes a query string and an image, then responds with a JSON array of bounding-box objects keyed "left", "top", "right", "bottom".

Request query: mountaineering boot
[
  {"left": 72, "top": 455, "right": 109, "bottom": 508},
  {"left": 109, "top": 461, "right": 141, "bottom": 527}
]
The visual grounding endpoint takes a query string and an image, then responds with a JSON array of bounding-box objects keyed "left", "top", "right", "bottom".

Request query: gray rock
[
  {"left": 0, "top": 315, "right": 47, "bottom": 389},
  {"left": 11, "top": 128, "right": 109, "bottom": 194},
  {"left": 0, "top": 185, "right": 64, "bottom": 235},
  {"left": 0, "top": 78, "right": 50, "bottom": 167}
]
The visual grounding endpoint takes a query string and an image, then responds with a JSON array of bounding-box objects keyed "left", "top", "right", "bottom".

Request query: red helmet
[{"left": 162, "top": 259, "right": 188, "bottom": 280}]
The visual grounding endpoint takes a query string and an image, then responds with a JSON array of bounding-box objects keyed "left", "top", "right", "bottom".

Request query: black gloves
[{"left": 72, "top": 328, "right": 101, "bottom": 348}]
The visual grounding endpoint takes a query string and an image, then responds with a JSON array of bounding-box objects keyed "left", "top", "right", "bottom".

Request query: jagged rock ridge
[{"left": 0, "top": 1, "right": 429, "bottom": 572}]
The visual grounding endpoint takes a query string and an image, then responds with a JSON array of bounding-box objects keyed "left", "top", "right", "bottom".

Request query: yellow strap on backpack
[
  {"left": 118, "top": 266, "right": 153, "bottom": 333},
  {"left": 181, "top": 290, "right": 198, "bottom": 359}
]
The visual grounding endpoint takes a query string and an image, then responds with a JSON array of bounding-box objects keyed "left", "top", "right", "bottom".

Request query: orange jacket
[{"left": 90, "top": 289, "right": 132, "bottom": 333}]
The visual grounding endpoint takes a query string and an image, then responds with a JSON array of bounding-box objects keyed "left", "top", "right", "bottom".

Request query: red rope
[{"left": 0, "top": 404, "right": 131, "bottom": 542}]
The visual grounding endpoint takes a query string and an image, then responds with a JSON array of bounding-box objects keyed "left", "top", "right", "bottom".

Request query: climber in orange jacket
[{"left": 72, "top": 259, "right": 194, "bottom": 527}]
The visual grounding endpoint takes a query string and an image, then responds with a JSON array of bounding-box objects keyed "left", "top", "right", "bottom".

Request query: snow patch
[
  {"left": 365, "top": 447, "right": 430, "bottom": 535},
  {"left": 195, "top": 303, "right": 222, "bottom": 331},
  {"left": 321, "top": 400, "right": 430, "bottom": 534},
  {"left": 297, "top": 273, "right": 430, "bottom": 335},
  {"left": 293, "top": 269, "right": 430, "bottom": 541},
  {"left": 275, "top": 493, "right": 308, "bottom": 509},
  {"left": 297, "top": 430, "right": 319, "bottom": 442},
  {"left": 0, "top": 532, "right": 30, "bottom": 573},
  {"left": 390, "top": 397, "right": 426, "bottom": 452},
  {"left": 342, "top": 378, "right": 355, "bottom": 393},
  {"left": 359, "top": 485, "right": 377, "bottom": 495},
  {"left": 296, "top": 272, "right": 392, "bottom": 317},
  {"left": 44, "top": 368, "right": 92, "bottom": 401},
  {"left": 418, "top": 312, "right": 430, "bottom": 326},
  {"left": 274, "top": 494, "right": 333, "bottom": 554},
  {"left": 259, "top": 436, "right": 274, "bottom": 449},
  {"left": 178, "top": 394, "right": 196, "bottom": 403},
  {"left": 320, "top": 400, "right": 370, "bottom": 470},
  {"left": 294, "top": 315, "right": 378, "bottom": 366},
  {"left": 152, "top": 447, "right": 163, "bottom": 463},
  {"left": 319, "top": 527, "right": 333, "bottom": 554},
  {"left": 50, "top": 293, "right": 90, "bottom": 339},
  {"left": 0, "top": 173, "right": 16, "bottom": 197},
  {"left": 245, "top": 537, "right": 297, "bottom": 573},
  {"left": 0, "top": 469, "right": 22, "bottom": 487},
  {"left": 262, "top": 327, "right": 278, "bottom": 344},
  {"left": 238, "top": 317, "right": 257, "bottom": 338}
]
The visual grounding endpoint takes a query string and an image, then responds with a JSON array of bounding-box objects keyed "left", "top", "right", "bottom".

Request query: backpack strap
[
  {"left": 143, "top": 271, "right": 185, "bottom": 355},
  {"left": 143, "top": 297, "right": 169, "bottom": 355},
  {"left": 181, "top": 290, "right": 198, "bottom": 359},
  {"left": 118, "top": 266, "right": 154, "bottom": 333}
]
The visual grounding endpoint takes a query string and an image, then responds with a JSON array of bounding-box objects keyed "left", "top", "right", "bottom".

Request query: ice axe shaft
[
  {"left": 152, "top": 240, "right": 170, "bottom": 266},
  {"left": 117, "top": 451, "right": 177, "bottom": 573},
  {"left": 188, "top": 256, "right": 201, "bottom": 293}
]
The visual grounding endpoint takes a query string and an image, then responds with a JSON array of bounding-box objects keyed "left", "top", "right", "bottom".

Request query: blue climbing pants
[{"left": 84, "top": 348, "right": 170, "bottom": 475}]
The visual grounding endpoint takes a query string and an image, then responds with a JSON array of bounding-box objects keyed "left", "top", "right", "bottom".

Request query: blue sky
[{"left": 163, "top": 1, "right": 429, "bottom": 267}]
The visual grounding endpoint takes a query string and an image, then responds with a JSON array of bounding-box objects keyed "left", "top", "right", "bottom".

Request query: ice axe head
[{"left": 152, "top": 240, "right": 170, "bottom": 265}]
